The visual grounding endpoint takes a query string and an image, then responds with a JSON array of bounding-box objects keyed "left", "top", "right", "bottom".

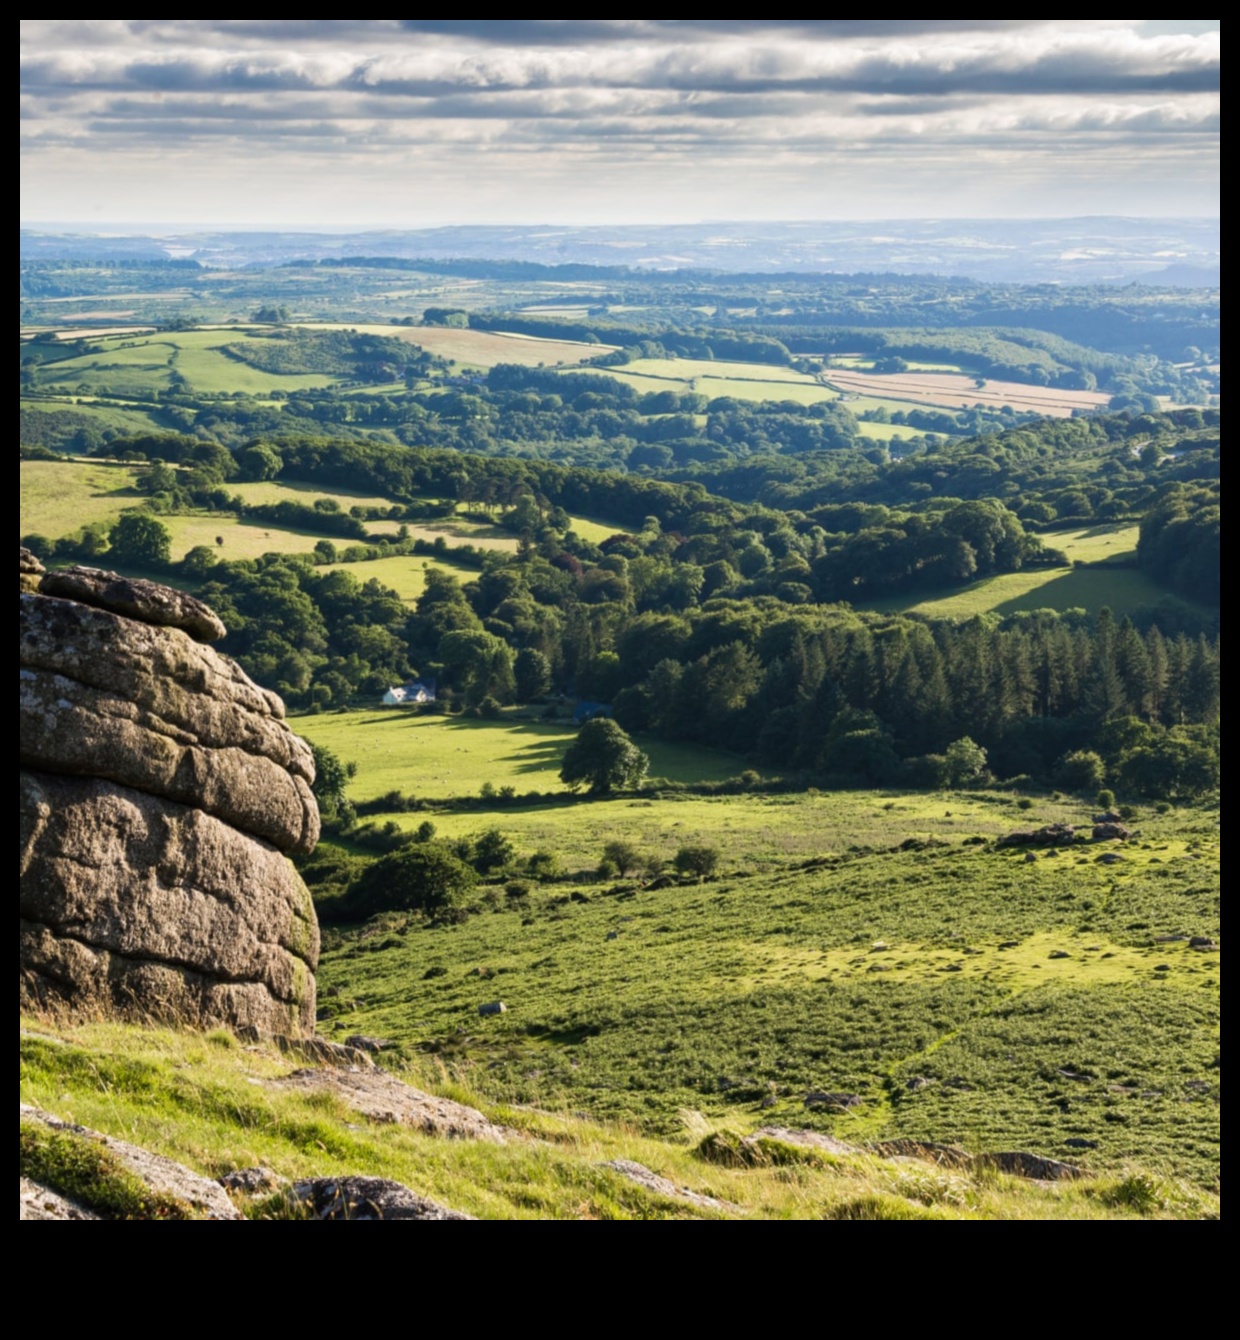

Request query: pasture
[
  {"left": 20, "top": 459, "right": 143, "bottom": 538},
  {"left": 833, "top": 356, "right": 967, "bottom": 374},
  {"left": 863, "top": 524, "right": 1156, "bottom": 620},
  {"left": 290, "top": 710, "right": 758, "bottom": 803},
  {"left": 21, "top": 398, "right": 172, "bottom": 439},
  {"left": 368, "top": 788, "right": 1081, "bottom": 873},
  {"left": 318, "top": 553, "right": 468, "bottom": 604},
  {"left": 1047, "top": 523, "right": 1140, "bottom": 565},
  {"left": 312, "top": 797, "right": 1220, "bottom": 1186},
  {"left": 605, "top": 357, "right": 839, "bottom": 407},
  {"left": 31, "top": 329, "right": 340, "bottom": 397},
  {"left": 869, "top": 564, "right": 1177, "bottom": 621}
]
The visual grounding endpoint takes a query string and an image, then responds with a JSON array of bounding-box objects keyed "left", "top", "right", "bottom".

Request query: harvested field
[
  {"left": 824, "top": 369, "right": 1111, "bottom": 417},
  {"left": 292, "top": 323, "right": 615, "bottom": 368}
]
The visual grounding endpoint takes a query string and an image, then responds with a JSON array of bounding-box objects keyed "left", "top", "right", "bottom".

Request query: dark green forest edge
[{"left": 19, "top": 259, "right": 1219, "bottom": 1201}]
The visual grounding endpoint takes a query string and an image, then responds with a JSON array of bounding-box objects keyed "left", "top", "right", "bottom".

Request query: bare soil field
[{"left": 824, "top": 369, "right": 1111, "bottom": 417}]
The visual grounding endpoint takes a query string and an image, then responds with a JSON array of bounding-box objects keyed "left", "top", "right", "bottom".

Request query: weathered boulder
[
  {"left": 599, "top": 1159, "right": 739, "bottom": 1211},
  {"left": 21, "top": 772, "right": 318, "bottom": 1034},
  {"left": 19, "top": 560, "right": 321, "bottom": 1035},
  {"left": 998, "top": 823, "right": 1078, "bottom": 848},
  {"left": 293, "top": 1176, "right": 473, "bottom": 1221},
  {"left": 39, "top": 565, "right": 228, "bottom": 643},
  {"left": 270, "top": 1066, "right": 511, "bottom": 1142},
  {"left": 1092, "top": 821, "right": 1132, "bottom": 841},
  {"left": 21, "top": 666, "right": 317, "bottom": 853},
  {"left": 20, "top": 592, "right": 311, "bottom": 781}
]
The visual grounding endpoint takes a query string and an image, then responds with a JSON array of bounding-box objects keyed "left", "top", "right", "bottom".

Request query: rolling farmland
[{"left": 824, "top": 368, "right": 1111, "bottom": 417}]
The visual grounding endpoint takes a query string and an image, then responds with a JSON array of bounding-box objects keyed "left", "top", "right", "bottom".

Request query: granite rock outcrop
[{"left": 19, "top": 552, "right": 320, "bottom": 1035}]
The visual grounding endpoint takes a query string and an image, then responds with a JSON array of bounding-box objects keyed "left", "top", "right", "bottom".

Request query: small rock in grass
[
  {"left": 804, "top": 1090, "right": 863, "bottom": 1110},
  {"left": 219, "top": 1166, "right": 287, "bottom": 1193},
  {"left": 294, "top": 1175, "right": 473, "bottom": 1220},
  {"left": 344, "top": 1034, "right": 394, "bottom": 1053}
]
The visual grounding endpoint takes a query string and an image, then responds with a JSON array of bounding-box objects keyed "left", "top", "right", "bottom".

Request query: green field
[
  {"left": 311, "top": 796, "right": 1220, "bottom": 1186},
  {"left": 228, "top": 478, "right": 406, "bottom": 512},
  {"left": 834, "top": 357, "right": 967, "bottom": 374},
  {"left": 32, "top": 330, "right": 338, "bottom": 397},
  {"left": 864, "top": 527, "right": 1167, "bottom": 620},
  {"left": 1047, "top": 523, "right": 1140, "bottom": 564},
  {"left": 872, "top": 565, "right": 1178, "bottom": 621},
  {"left": 372, "top": 788, "right": 1082, "bottom": 873},
  {"left": 20, "top": 459, "right": 144, "bottom": 538},
  {"left": 563, "top": 514, "right": 630, "bottom": 544},
  {"left": 22, "top": 397, "right": 172, "bottom": 439},
  {"left": 855, "top": 419, "right": 940, "bottom": 442},
  {"left": 291, "top": 710, "right": 759, "bottom": 803},
  {"left": 604, "top": 357, "right": 840, "bottom": 407},
  {"left": 319, "top": 553, "right": 468, "bottom": 603}
]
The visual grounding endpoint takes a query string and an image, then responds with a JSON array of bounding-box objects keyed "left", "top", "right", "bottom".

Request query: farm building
[{"left": 382, "top": 678, "right": 437, "bottom": 706}]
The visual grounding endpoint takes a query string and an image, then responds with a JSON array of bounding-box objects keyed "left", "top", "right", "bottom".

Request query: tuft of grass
[
  {"left": 825, "top": 1193, "right": 959, "bottom": 1221},
  {"left": 20, "top": 1123, "right": 201, "bottom": 1220}
]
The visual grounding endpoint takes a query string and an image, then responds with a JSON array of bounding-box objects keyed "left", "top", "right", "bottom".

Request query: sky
[{"left": 20, "top": 20, "right": 1220, "bottom": 229}]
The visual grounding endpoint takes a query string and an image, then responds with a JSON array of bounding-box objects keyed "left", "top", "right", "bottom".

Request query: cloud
[{"left": 19, "top": 21, "right": 1219, "bottom": 224}]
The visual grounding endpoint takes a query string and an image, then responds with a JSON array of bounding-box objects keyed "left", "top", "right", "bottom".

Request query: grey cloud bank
[{"left": 20, "top": 20, "right": 1219, "bottom": 226}]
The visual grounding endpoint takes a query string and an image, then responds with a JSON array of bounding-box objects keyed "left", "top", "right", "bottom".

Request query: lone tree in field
[
  {"left": 344, "top": 844, "right": 477, "bottom": 920},
  {"left": 560, "top": 718, "right": 649, "bottom": 796}
]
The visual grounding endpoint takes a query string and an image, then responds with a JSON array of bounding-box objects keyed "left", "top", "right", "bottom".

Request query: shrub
[
  {"left": 472, "top": 828, "right": 516, "bottom": 874},
  {"left": 674, "top": 845, "right": 720, "bottom": 880},
  {"left": 601, "top": 839, "right": 642, "bottom": 877},
  {"left": 1057, "top": 750, "right": 1106, "bottom": 793},
  {"left": 344, "top": 844, "right": 477, "bottom": 920},
  {"left": 526, "top": 850, "right": 562, "bottom": 882}
]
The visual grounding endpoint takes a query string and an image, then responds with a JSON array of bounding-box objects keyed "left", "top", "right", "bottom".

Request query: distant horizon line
[{"left": 19, "top": 214, "right": 1221, "bottom": 236}]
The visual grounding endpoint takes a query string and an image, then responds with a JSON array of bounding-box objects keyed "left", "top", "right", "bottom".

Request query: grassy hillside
[
  {"left": 606, "top": 357, "right": 839, "bottom": 407},
  {"left": 310, "top": 796, "right": 1220, "bottom": 1188},
  {"left": 870, "top": 564, "right": 1175, "bottom": 620},
  {"left": 23, "top": 1019, "right": 1213, "bottom": 1218},
  {"left": 864, "top": 523, "right": 1188, "bottom": 619}
]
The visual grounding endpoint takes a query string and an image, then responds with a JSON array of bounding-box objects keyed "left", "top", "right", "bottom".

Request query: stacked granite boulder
[{"left": 20, "top": 553, "right": 321, "bottom": 1035}]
